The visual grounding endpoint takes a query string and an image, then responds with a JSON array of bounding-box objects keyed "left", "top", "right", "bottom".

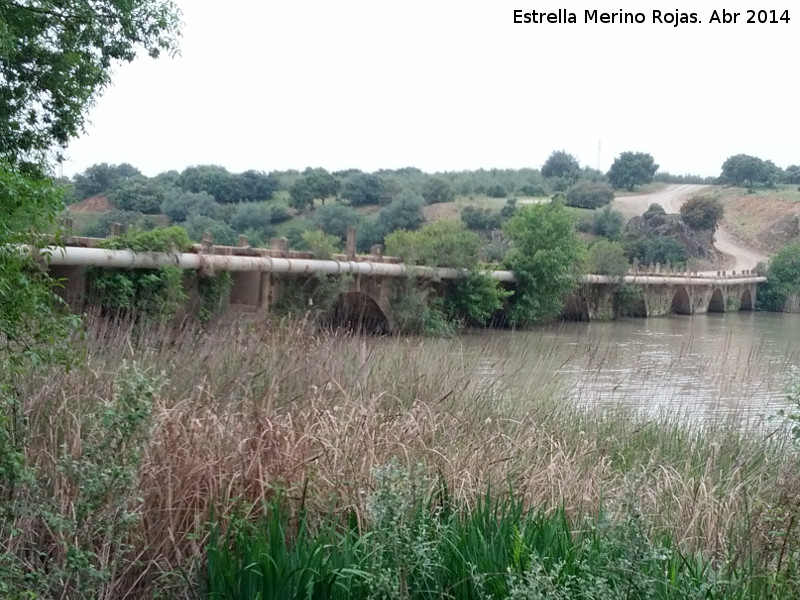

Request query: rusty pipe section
[
  {"left": 581, "top": 274, "right": 766, "bottom": 285},
  {"left": 35, "top": 246, "right": 517, "bottom": 281},
  {"left": 34, "top": 247, "right": 765, "bottom": 286}
]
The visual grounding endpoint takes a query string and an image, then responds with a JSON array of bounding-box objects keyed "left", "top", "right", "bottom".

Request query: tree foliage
[
  {"left": 288, "top": 168, "right": 341, "bottom": 210},
  {"left": 588, "top": 240, "right": 629, "bottom": 277},
  {"left": 0, "top": 0, "right": 181, "bottom": 166},
  {"left": 385, "top": 221, "right": 481, "bottom": 269},
  {"left": 541, "top": 150, "right": 580, "bottom": 180},
  {"left": 461, "top": 206, "right": 502, "bottom": 231},
  {"left": 160, "top": 189, "right": 218, "bottom": 223},
  {"left": 72, "top": 162, "right": 142, "bottom": 199},
  {"left": 679, "top": 195, "right": 724, "bottom": 231},
  {"left": 758, "top": 243, "right": 800, "bottom": 311},
  {"left": 421, "top": 177, "right": 454, "bottom": 204},
  {"left": 110, "top": 176, "right": 164, "bottom": 213},
  {"left": 313, "top": 204, "right": 364, "bottom": 240},
  {"left": 503, "top": 200, "right": 586, "bottom": 325},
  {"left": 341, "top": 172, "right": 385, "bottom": 206},
  {"left": 607, "top": 152, "right": 659, "bottom": 191},
  {"left": 565, "top": 181, "right": 615, "bottom": 209},
  {"left": 592, "top": 206, "right": 625, "bottom": 240},
  {"left": 719, "top": 154, "right": 780, "bottom": 187}
]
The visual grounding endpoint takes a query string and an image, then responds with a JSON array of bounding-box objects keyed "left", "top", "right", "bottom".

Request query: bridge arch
[
  {"left": 708, "top": 288, "right": 725, "bottom": 313},
  {"left": 670, "top": 287, "right": 692, "bottom": 315},
  {"left": 740, "top": 288, "right": 753, "bottom": 310},
  {"left": 327, "top": 291, "right": 391, "bottom": 333}
]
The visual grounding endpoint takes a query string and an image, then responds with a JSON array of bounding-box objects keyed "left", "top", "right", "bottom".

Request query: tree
[
  {"left": 289, "top": 168, "right": 341, "bottom": 210},
  {"left": 421, "top": 177, "right": 455, "bottom": 204},
  {"left": 179, "top": 165, "right": 245, "bottom": 203},
  {"left": 541, "top": 150, "right": 580, "bottom": 179},
  {"left": 588, "top": 240, "right": 629, "bottom": 277},
  {"left": 0, "top": 0, "right": 181, "bottom": 166},
  {"left": 161, "top": 189, "right": 219, "bottom": 222},
  {"left": 719, "top": 154, "right": 779, "bottom": 187},
  {"left": 784, "top": 165, "right": 800, "bottom": 185},
  {"left": 503, "top": 200, "right": 586, "bottom": 325},
  {"left": 230, "top": 202, "right": 274, "bottom": 240},
  {"left": 384, "top": 221, "right": 482, "bottom": 269},
  {"left": 240, "top": 170, "right": 280, "bottom": 201},
  {"left": 313, "top": 204, "right": 364, "bottom": 240},
  {"left": 607, "top": 152, "right": 659, "bottom": 191},
  {"left": 759, "top": 243, "right": 800, "bottom": 311},
  {"left": 72, "top": 162, "right": 142, "bottom": 199},
  {"left": 592, "top": 206, "right": 625, "bottom": 240},
  {"left": 372, "top": 189, "right": 425, "bottom": 240},
  {"left": 680, "top": 195, "right": 724, "bottom": 231},
  {"left": 341, "top": 172, "right": 385, "bottom": 206},
  {"left": 110, "top": 176, "right": 165, "bottom": 213},
  {"left": 565, "top": 181, "right": 614, "bottom": 209},
  {"left": 461, "top": 206, "right": 502, "bottom": 231}
]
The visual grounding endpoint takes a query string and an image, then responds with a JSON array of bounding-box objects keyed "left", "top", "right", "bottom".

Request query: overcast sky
[{"left": 62, "top": 0, "right": 798, "bottom": 178}]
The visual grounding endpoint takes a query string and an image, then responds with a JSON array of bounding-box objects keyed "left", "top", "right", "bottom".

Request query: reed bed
[{"left": 5, "top": 314, "right": 800, "bottom": 598}]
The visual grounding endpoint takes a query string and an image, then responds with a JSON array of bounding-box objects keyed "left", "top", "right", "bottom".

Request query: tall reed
[{"left": 4, "top": 314, "right": 800, "bottom": 598}]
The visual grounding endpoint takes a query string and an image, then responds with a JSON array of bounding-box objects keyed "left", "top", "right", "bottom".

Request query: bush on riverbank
[{"left": 2, "top": 318, "right": 800, "bottom": 597}]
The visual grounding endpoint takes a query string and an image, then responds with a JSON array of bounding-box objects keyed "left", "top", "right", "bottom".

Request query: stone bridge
[
  {"left": 565, "top": 269, "right": 762, "bottom": 321},
  {"left": 43, "top": 233, "right": 765, "bottom": 331}
]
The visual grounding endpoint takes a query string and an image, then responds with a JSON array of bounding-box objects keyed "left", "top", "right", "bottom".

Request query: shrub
[
  {"left": 565, "top": 181, "right": 614, "bottom": 209},
  {"left": 160, "top": 189, "right": 219, "bottom": 223},
  {"left": 758, "top": 242, "right": 800, "bottom": 311},
  {"left": 679, "top": 195, "right": 724, "bottom": 231},
  {"left": 461, "top": 205, "right": 502, "bottom": 231},
  {"left": 592, "top": 206, "right": 625, "bottom": 240},
  {"left": 588, "top": 240, "right": 629, "bottom": 277}
]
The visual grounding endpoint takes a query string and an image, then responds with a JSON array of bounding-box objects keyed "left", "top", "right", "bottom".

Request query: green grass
[{"left": 206, "top": 473, "right": 800, "bottom": 600}]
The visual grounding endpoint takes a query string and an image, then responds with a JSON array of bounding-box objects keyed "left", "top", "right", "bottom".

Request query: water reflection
[{"left": 454, "top": 312, "right": 800, "bottom": 425}]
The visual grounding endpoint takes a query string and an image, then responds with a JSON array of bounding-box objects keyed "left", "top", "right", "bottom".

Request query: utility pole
[{"left": 596, "top": 139, "right": 602, "bottom": 171}]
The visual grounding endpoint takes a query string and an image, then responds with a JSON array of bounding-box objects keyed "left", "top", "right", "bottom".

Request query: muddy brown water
[{"left": 429, "top": 313, "right": 800, "bottom": 426}]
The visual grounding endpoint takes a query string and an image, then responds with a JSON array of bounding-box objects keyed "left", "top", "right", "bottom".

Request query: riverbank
[{"left": 3, "top": 317, "right": 800, "bottom": 597}]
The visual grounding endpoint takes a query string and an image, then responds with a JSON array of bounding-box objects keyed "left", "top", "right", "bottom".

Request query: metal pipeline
[{"left": 34, "top": 246, "right": 765, "bottom": 286}]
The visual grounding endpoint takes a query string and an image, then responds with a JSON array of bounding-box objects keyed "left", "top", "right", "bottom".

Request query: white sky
[{"left": 62, "top": 1, "right": 799, "bottom": 178}]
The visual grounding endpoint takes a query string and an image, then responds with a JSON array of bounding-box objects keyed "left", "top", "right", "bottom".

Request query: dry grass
[{"left": 10, "top": 316, "right": 800, "bottom": 597}]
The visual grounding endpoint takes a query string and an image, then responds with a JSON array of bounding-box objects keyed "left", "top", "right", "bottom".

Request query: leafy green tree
[
  {"left": 301, "top": 230, "right": 341, "bottom": 259},
  {"left": 461, "top": 206, "right": 502, "bottom": 231},
  {"left": 161, "top": 189, "right": 219, "bottom": 223},
  {"left": 565, "top": 181, "right": 614, "bottom": 209},
  {"left": 341, "top": 172, "right": 385, "bottom": 206},
  {"left": 607, "top": 152, "right": 659, "bottom": 191},
  {"left": 588, "top": 240, "right": 629, "bottom": 277},
  {"left": 230, "top": 202, "right": 274, "bottom": 240},
  {"left": 72, "top": 162, "right": 141, "bottom": 199},
  {"left": 313, "top": 204, "right": 364, "bottom": 240},
  {"left": 783, "top": 165, "right": 800, "bottom": 185},
  {"left": 110, "top": 176, "right": 165, "bottom": 213},
  {"left": 719, "top": 154, "right": 779, "bottom": 187},
  {"left": 421, "top": 177, "right": 454, "bottom": 204},
  {"left": 182, "top": 214, "right": 237, "bottom": 246},
  {"left": 679, "top": 195, "right": 724, "bottom": 231},
  {"left": 288, "top": 168, "right": 341, "bottom": 210},
  {"left": 541, "top": 150, "right": 580, "bottom": 180},
  {"left": 592, "top": 206, "right": 625, "bottom": 240},
  {"left": 82, "top": 209, "right": 148, "bottom": 238},
  {"left": 759, "top": 243, "right": 800, "bottom": 311},
  {"left": 373, "top": 189, "right": 425, "bottom": 240},
  {"left": 240, "top": 170, "right": 280, "bottom": 201},
  {"left": 503, "top": 200, "right": 586, "bottom": 325},
  {"left": 384, "top": 221, "right": 481, "bottom": 269},
  {"left": 486, "top": 184, "right": 508, "bottom": 198},
  {"left": 642, "top": 203, "right": 667, "bottom": 220},
  {"left": 179, "top": 165, "right": 244, "bottom": 203},
  {"left": 444, "top": 272, "right": 511, "bottom": 325},
  {"left": 0, "top": 1, "right": 180, "bottom": 166},
  {"left": 623, "top": 234, "right": 688, "bottom": 266}
]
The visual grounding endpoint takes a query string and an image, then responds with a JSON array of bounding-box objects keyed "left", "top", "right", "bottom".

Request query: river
[{"left": 438, "top": 312, "right": 800, "bottom": 426}]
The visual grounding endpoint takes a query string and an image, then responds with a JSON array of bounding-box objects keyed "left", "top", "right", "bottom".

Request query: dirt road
[{"left": 610, "top": 184, "right": 767, "bottom": 272}]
